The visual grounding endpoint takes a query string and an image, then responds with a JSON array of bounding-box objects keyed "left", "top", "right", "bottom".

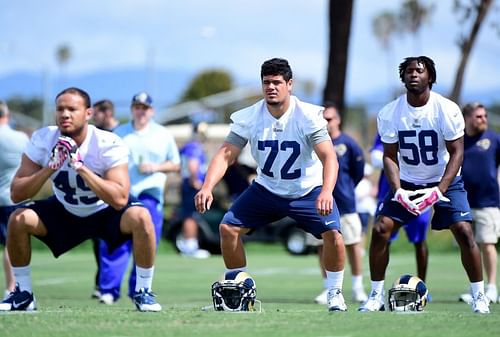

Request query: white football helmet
[
  {"left": 211, "top": 271, "right": 256, "bottom": 311},
  {"left": 388, "top": 274, "right": 428, "bottom": 312}
]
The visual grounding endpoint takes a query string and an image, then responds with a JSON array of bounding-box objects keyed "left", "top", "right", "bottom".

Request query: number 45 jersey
[
  {"left": 25, "top": 125, "right": 129, "bottom": 217},
  {"left": 377, "top": 91, "right": 464, "bottom": 185},
  {"left": 229, "top": 96, "right": 328, "bottom": 199}
]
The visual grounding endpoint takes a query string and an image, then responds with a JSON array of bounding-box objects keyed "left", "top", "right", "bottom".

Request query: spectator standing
[
  {"left": 0, "top": 101, "right": 29, "bottom": 298},
  {"left": 98, "top": 92, "right": 180, "bottom": 305}
]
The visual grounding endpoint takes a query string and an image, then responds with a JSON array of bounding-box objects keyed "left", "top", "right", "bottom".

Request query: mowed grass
[{"left": 0, "top": 239, "right": 499, "bottom": 337}]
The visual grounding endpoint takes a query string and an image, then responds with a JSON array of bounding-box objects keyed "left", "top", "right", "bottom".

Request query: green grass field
[{"left": 0, "top": 239, "right": 499, "bottom": 337}]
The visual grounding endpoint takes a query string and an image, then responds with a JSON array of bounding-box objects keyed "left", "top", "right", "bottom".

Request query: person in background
[
  {"left": 359, "top": 56, "right": 489, "bottom": 314},
  {"left": 176, "top": 121, "right": 211, "bottom": 258},
  {"left": 370, "top": 134, "right": 431, "bottom": 283},
  {"left": 0, "top": 87, "right": 161, "bottom": 312},
  {"left": 85, "top": 99, "right": 120, "bottom": 300},
  {"left": 98, "top": 92, "right": 180, "bottom": 305},
  {"left": 313, "top": 104, "right": 367, "bottom": 305},
  {"left": 195, "top": 58, "right": 348, "bottom": 312},
  {"left": 92, "top": 99, "right": 119, "bottom": 131},
  {"left": 458, "top": 102, "right": 500, "bottom": 305},
  {"left": 0, "top": 100, "right": 29, "bottom": 299}
]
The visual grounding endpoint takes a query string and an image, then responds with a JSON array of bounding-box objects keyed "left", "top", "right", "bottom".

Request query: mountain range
[{"left": 1, "top": 68, "right": 498, "bottom": 119}]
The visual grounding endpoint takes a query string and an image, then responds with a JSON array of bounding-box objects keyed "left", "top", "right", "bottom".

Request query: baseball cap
[{"left": 131, "top": 92, "right": 153, "bottom": 107}]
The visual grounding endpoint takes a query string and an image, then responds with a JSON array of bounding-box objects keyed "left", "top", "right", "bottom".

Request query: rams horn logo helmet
[
  {"left": 388, "top": 274, "right": 428, "bottom": 312},
  {"left": 212, "top": 271, "right": 256, "bottom": 312}
]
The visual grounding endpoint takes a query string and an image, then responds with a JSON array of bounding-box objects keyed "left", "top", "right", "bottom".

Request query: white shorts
[
  {"left": 305, "top": 212, "right": 362, "bottom": 246},
  {"left": 471, "top": 207, "right": 500, "bottom": 244}
]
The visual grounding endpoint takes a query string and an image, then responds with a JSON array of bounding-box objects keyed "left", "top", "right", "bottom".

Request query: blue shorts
[
  {"left": 389, "top": 209, "right": 431, "bottom": 243},
  {"left": 19, "top": 195, "right": 143, "bottom": 258},
  {"left": 378, "top": 176, "right": 472, "bottom": 231},
  {"left": 221, "top": 182, "right": 341, "bottom": 238}
]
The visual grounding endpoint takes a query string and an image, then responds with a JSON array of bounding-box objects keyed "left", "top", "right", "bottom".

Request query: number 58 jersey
[
  {"left": 377, "top": 92, "right": 464, "bottom": 185},
  {"left": 229, "top": 96, "right": 328, "bottom": 199}
]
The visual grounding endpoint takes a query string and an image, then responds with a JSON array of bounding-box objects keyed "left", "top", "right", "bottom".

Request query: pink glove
[
  {"left": 48, "top": 143, "right": 68, "bottom": 170},
  {"left": 413, "top": 187, "right": 450, "bottom": 213},
  {"left": 57, "top": 135, "right": 83, "bottom": 170},
  {"left": 392, "top": 188, "right": 420, "bottom": 216}
]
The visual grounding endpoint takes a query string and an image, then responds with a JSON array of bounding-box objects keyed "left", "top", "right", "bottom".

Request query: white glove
[
  {"left": 48, "top": 143, "right": 68, "bottom": 170},
  {"left": 57, "top": 136, "right": 83, "bottom": 170},
  {"left": 392, "top": 188, "right": 420, "bottom": 216},
  {"left": 413, "top": 187, "right": 450, "bottom": 214}
]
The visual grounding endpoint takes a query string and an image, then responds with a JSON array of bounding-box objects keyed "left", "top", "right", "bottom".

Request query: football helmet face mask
[
  {"left": 212, "top": 271, "right": 256, "bottom": 312},
  {"left": 388, "top": 274, "right": 428, "bottom": 312}
]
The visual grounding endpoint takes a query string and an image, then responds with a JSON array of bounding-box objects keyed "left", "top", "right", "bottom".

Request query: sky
[{"left": 1, "top": 0, "right": 499, "bottom": 108}]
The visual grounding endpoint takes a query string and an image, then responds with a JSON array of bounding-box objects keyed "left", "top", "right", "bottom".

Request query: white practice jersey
[
  {"left": 377, "top": 92, "right": 464, "bottom": 184},
  {"left": 25, "top": 125, "right": 128, "bottom": 217},
  {"left": 229, "top": 96, "right": 326, "bottom": 198}
]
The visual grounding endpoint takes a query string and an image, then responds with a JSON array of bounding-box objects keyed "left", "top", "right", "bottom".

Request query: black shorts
[{"left": 20, "top": 195, "right": 142, "bottom": 257}]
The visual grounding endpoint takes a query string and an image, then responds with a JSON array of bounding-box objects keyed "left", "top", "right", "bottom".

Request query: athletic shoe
[
  {"left": 458, "top": 292, "right": 473, "bottom": 304},
  {"left": 314, "top": 289, "right": 328, "bottom": 305},
  {"left": 0, "top": 285, "right": 37, "bottom": 311},
  {"left": 91, "top": 288, "right": 101, "bottom": 299},
  {"left": 132, "top": 288, "right": 162, "bottom": 312},
  {"left": 99, "top": 293, "right": 115, "bottom": 305},
  {"left": 358, "top": 290, "right": 385, "bottom": 312},
  {"left": 485, "top": 285, "right": 498, "bottom": 304},
  {"left": 181, "top": 249, "right": 211, "bottom": 259},
  {"left": 472, "top": 292, "right": 490, "bottom": 314},
  {"left": 327, "top": 289, "right": 347, "bottom": 312},
  {"left": 352, "top": 287, "right": 368, "bottom": 303}
]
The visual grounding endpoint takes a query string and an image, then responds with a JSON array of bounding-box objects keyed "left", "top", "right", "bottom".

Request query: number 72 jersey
[
  {"left": 377, "top": 92, "right": 464, "bottom": 185},
  {"left": 229, "top": 96, "right": 327, "bottom": 199}
]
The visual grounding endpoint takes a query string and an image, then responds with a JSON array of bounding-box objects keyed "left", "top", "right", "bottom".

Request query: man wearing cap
[{"left": 98, "top": 92, "right": 181, "bottom": 305}]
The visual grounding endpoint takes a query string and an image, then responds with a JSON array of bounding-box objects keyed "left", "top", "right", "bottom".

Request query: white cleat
[
  {"left": 472, "top": 292, "right": 490, "bottom": 314},
  {"left": 327, "top": 289, "right": 347, "bottom": 312},
  {"left": 358, "top": 290, "right": 385, "bottom": 312}
]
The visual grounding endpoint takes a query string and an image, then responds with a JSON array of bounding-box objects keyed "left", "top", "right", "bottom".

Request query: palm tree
[
  {"left": 398, "top": 0, "right": 435, "bottom": 54},
  {"left": 323, "top": 0, "right": 354, "bottom": 118},
  {"left": 449, "top": 0, "right": 494, "bottom": 104},
  {"left": 56, "top": 44, "right": 72, "bottom": 87},
  {"left": 373, "top": 11, "right": 398, "bottom": 99}
]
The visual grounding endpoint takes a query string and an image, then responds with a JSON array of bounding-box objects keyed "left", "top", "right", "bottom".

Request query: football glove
[
  {"left": 57, "top": 135, "right": 83, "bottom": 170},
  {"left": 392, "top": 188, "right": 420, "bottom": 216},
  {"left": 48, "top": 143, "right": 68, "bottom": 170},
  {"left": 413, "top": 187, "right": 450, "bottom": 214}
]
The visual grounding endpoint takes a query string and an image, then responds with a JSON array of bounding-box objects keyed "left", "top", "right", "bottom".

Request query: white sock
[
  {"left": 225, "top": 266, "right": 247, "bottom": 275},
  {"left": 322, "top": 278, "right": 328, "bottom": 290},
  {"left": 352, "top": 274, "right": 363, "bottom": 290},
  {"left": 13, "top": 266, "right": 32, "bottom": 293},
  {"left": 370, "top": 280, "right": 385, "bottom": 295},
  {"left": 326, "top": 270, "right": 344, "bottom": 290},
  {"left": 471, "top": 281, "right": 485, "bottom": 298},
  {"left": 135, "top": 266, "right": 154, "bottom": 292}
]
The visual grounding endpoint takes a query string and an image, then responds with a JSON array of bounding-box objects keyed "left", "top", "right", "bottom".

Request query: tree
[
  {"left": 323, "top": 0, "right": 354, "bottom": 118},
  {"left": 180, "top": 69, "right": 233, "bottom": 103},
  {"left": 56, "top": 44, "right": 72, "bottom": 86},
  {"left": 398, "top": 0, "right": 435, "bottom": 53},
  {"left": 373, "top": 11, "right": 398, "bottom": 98},
  {"left": 449, "top": 0, "right": 494, "bottom": 103}
]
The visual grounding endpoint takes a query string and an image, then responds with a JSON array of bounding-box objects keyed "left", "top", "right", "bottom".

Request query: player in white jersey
[
  {"left": 359, "top": 56, "right": 489, "bottom": 314},
  {"left": 195, "top": 58, "right": 347, "bottom": 312},
  {"left": 0, "top": 87, "right": 161, "bottom": 312}
]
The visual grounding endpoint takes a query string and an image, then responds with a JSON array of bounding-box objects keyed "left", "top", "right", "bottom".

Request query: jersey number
[
  {"left": 53, "top": 171, "right": 99, "bottom": 205},
  {"left": 257, "top": 140, "right": 301, "bottom": 179},
  {"left": 399, "top": 130, "right": 438, "bottom": 165}
]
